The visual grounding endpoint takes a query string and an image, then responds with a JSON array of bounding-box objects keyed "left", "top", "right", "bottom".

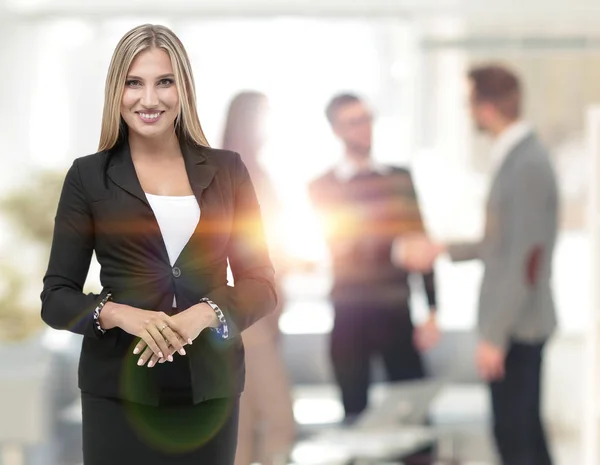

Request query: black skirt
[{"left": 81, "top": 353, "right": 239, "bottom": 465}]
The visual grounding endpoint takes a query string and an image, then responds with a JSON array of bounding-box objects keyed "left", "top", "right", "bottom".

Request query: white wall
[{"left": 4, "top": 0, "right": 600, "bottom": 17}]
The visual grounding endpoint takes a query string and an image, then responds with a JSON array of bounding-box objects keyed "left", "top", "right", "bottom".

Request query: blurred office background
[{"left": 1, "top": 0, "right": 600, "bottom": 464}]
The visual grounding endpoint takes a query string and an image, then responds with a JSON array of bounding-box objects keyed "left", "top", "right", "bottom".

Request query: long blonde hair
[{"left": 98, "top": 24, "right": 210, "bottom": 151}]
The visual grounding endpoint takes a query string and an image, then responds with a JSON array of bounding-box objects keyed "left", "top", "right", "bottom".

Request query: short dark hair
[
  {"left": 325, "top": 93, "right": 362, "bottom": 125},
  {"left": 468, "top": 64, "right": 522, "bottom": 120}
]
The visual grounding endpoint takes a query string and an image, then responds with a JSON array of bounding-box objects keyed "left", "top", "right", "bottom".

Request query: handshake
[{"left": 391, "top": 233, "right": 446, "bottom": 272}]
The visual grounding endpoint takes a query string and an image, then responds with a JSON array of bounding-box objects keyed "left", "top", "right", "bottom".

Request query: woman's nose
[{"left": 141, "top": 86, "right": 159, "bottom": 107}]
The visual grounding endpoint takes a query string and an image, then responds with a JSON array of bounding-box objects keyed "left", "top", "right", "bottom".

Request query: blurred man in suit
[
  {"left": 308, "top": 93, "right": 440, "bottom": 427},
  {"left": 396, "top": 65, "right": 557, "bottom": 465}
]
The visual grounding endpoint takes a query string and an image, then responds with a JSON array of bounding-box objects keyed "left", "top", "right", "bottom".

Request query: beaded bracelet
[
  {"left": 199, "top": 297, "right": 229, "bottom": 339},
  {"left": 93, "top": 293, "right": 112, "bottom": 335}
]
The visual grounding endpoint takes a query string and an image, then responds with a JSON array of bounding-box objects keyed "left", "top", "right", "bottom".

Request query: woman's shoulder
[
  {"left": 62, "top": 152, "right": 111, "bottom": 201},
  {"left": 198, "top": 146, "right": 240, "bottom": 167},
  {"left": 197, "top": 146, "right": 249, "bottom": 181},
  {"left": 71, "top": 150, "right": 110, "bottom": 175}
]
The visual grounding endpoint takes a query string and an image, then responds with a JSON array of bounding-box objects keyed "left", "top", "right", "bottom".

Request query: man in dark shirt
[{"left": 308, "top": 93, "right": 439, "bottom": 423}]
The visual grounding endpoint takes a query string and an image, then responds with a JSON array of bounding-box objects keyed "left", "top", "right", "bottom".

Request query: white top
[
  {"left": 489, "top": 120, "right": 533, "bottom": 175},
  {"left": 145, "top": 193, "right": 201, "bottom": 307},
  {"left": 334, "top": 157, "right": 391, "bottom": 182}
]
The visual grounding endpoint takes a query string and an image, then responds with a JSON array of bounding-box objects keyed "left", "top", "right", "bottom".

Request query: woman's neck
[{"left": 128, "top": 131, "right": 182, "bottom": 160}]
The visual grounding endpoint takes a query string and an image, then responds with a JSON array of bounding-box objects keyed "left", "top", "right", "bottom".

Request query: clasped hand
[{"left": 100, "top": 302, "right": 216, "bottom": 368}]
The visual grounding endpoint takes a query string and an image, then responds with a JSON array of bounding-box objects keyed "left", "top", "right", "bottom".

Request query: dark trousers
[
  {"left": 331, "top": 301, "right": 425, "bottom": 419},
  {"left": 490, "top": 341, "right": 553, "bottom": 465}
]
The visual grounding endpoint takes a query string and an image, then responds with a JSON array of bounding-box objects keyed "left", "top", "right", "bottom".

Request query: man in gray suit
[{"left": 395, "top": 65, "right": 558, "bottom": 465}]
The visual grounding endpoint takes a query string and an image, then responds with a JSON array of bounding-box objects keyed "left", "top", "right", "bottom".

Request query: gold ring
[{"left": 159, "top": 324, "right": 168, "bottom": 332}]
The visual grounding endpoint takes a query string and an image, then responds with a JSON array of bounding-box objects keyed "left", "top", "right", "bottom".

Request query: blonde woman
[
  {"left": 222, "top": 92, "right": 295, "bottom": 465},
  {"left": 40, "top": 24, "right": 276, "bottom": 465}
]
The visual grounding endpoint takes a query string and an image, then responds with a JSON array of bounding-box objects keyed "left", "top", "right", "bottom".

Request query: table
[{"left": 291, "top": 425, "right": 436, "bottom": 464}]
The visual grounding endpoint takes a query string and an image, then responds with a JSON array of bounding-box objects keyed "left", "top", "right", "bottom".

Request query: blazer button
[{"left": 172, "top": 266, "right": 181, "bottom": 278}]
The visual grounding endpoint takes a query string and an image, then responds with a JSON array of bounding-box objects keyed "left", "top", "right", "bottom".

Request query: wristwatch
[
  {"left": 199, "top": 297, "right": 229, "bottom": 340},
  {"left": 93, "top": 293, "right": 112, "bottom": 335}
]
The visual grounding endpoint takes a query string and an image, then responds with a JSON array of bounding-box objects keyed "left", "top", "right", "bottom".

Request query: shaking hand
[{"left": 391, "top": 233, "right": 445, "bottom": 272}]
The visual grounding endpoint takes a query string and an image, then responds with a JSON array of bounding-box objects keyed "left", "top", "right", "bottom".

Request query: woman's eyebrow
[{"left": 126, "top": 74, "right": 175, "bottom": 80}]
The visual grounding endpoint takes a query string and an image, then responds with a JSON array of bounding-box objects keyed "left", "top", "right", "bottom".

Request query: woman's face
[{"left": 120, "top": 47, "right": 180, "bottom": 141}]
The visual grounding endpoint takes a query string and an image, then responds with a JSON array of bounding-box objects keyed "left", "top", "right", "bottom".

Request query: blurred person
[
  {"left": 222, "top": 91, "right": 295, "bottom": 465},
  {"left": 395, "top": 65, "right": 557, "bottom": 465},
  {"left": 40, "top": 24, "right": 276, "bottom": 465},
  {"left": 308, "top": 93, "right": 440, "bottom": 425}
]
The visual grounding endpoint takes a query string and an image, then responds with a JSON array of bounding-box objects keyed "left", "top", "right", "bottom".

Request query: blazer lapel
[
  {"left": 181, "top": 141, "right": 218, "bottom": 204},
  {"left": 105, "top": 138, "right": 219, "bottom": 269},
  {"left": 106, "top": 139, "right": 218, "bottom": 206},
  {"left": 106, "top": 140, "right": 150, "bottom": 207},
  {"left": 177, "top": 142, "right": 219, "bottom": 267}
]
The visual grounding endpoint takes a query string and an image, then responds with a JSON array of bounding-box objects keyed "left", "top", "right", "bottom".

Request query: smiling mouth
[{"left": 136, "top": 111, "right": 164, "bottom": 123}]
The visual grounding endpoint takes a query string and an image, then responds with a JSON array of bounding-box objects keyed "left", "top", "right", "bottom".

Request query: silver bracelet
[
  {"left": 93, "top": 293, "right": 112, "bottom": 335},
  {"left": 199, "top": 297, "right": 229, "bottom": 339}
]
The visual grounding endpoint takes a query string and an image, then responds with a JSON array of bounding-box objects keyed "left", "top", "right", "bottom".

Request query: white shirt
[
  {"left": 145, "top": 193, "right": 201, "bottom": 307},
  {"left": 489, "top": 120, "right": 533, "bottom": 175},
  {"left": 334, "top": 157, "right": 391, "bottom": 182}
]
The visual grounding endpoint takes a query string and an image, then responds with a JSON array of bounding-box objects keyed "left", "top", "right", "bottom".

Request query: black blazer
[{"left": 41, "top": 139, "right": 277, "bottom": 405}]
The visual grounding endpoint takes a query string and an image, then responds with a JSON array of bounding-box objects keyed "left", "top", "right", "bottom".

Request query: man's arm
[
  {"left": 422, "top": 271, "right": 437, "bottom": 311},
  {"left": 401, "top": 171, "right": 440, "bottom": 350},
  {"left": 446, "top": 241, "right": 483, "bottom": 262},
  {"left": 404, "top": 171, "right": 438, "bottom": 310},
  {"left": 390, "top": 170, "right": 446, "bottom": 274}
]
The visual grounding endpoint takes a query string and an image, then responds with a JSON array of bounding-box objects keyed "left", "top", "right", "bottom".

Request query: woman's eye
[
  {"left": 125, "top": 80, "right": 141, "bottom": 87},
  {"left": 158, "top": 78, "right": 174, "bottom": 86}
]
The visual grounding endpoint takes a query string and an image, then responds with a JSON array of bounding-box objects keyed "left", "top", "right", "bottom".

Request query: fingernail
[
  {"left": 148, "top": 360, "right": 154, "bottom": 368},
  {"left": 188, "top": 339, "right": 193, "bottom": 345},
  {"left": 159, "top": 359, "right": 165, "bottom": 364},
  {"left": 137, "top": 359, "right": 144, "bottom": 366},
  {"left": 133, "top": 348, "right": 140, "bottom": 355},
  {"left": 168, "top": 355, "right": 173, "bottom": 362},
  {"left": 180, "top": 348, "right": 186, "bottom": 356},
  {"left": 158, "top": 352, "right": 164, "bottom": 359}
]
